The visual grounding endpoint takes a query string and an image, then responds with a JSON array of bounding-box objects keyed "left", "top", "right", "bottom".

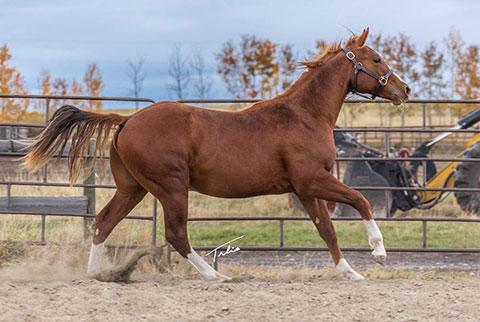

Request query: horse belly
[{"left": 189, "top": 161, "right": 291, "bottom": 198}]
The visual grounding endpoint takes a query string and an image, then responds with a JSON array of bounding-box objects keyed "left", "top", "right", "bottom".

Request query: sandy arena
[{"left": 1, "top": 273, "right": 480, "bottom": 322}]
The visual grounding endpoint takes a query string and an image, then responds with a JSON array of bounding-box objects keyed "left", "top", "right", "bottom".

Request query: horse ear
[{"left": 356, "top": 28, "right": 370, "bottom": 47}]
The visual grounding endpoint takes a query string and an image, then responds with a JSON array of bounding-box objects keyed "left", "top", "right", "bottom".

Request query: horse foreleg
[
  {"left": 295, "top": 170, "right": 386, "bottom": 265},
  {"left": 154, "top": 188, "right": 230, "bottom": 281},
  {"left": 87, "top": 189, "right": 146, "bottom": 276},
  {"left": 297, "top": 196, "right": 364, "bottom": 280}
]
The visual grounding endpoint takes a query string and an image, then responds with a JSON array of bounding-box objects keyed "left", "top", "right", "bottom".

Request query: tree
[
  {"left": 71, "top": 78, "right": 85, "bottom": 108},
  {"left": 38, "top": 71, "right": 52, "bottom": 95},
  {"left": 216, "top": 35, "right": 293, "bottom": 98},
  {"left": 306, "top": 40, "right": 328, "bottom": 60},
  {"left": 51, "top": 77, "right": 69, "bottom": 111},
  {"left": 377, "top": 33, "right": 419, "bottom": 92},
  {"left": 83, "top": 63, "right": 104, "bottom": 112},
  {"left": 216, "top": 40, "right": 242, "bottom": 98},
  {"left": 368, "top": 33, "right": 387, "bottom": 126},
  {"left": 190, "top": 47, "right": 212, "bottom": 99},
  {"left": 253, "top": 37, "right": 279, "bottom": 98},
  {"left": 278, "top": 43, "right": 298, "bottom": 91},
  {"left": 167, "top": 45, "right": 190, "bottom": 100},
  {"left": 443, "top": 27, "right": 465, "bottom": 99},
  {"left": 35, "top": 71, "right": 51, "bottom": 114},
  {"left": 456, "top": 45, "right": 480, "bottom": 102},
  {"left": 419, "top": 41, "right": 447, "bottom": 124},
  {"left": 370, "top": 33, "right": 419, "bottom": 129},
  {"left": 0, "top": 45, "right": 29, "bottom": 122},
  {"left": 127, "top": 57, "right": 147, "bottom": 110}
]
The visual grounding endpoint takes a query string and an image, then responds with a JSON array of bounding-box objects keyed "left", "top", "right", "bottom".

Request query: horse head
[{"left": 342, "top": 28, "right": 411, "bottom": 105}]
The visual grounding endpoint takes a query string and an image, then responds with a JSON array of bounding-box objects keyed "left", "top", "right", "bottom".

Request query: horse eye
[{"left": 373, "top": 58, "right": 381, "bottom": 64}]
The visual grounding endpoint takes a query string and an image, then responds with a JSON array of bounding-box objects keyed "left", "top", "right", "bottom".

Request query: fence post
[
  {"left": 152, "top": 198, "right": 158, "bottom": 246},
  {"left": 279, "top": 219, "right": 284, "bottom": 247},
  {"left": 43, "top": 99, "right": 50, "bottom": 183},
  {"left": 167, "top": 243, "right": 172, "bottom": 268},
  {"left": 421, "top": 102, "right": 428, "bottom": 186},
  {"left": 214, "top": 257, "right": 219, "bottom": 271},
  {"left": 41, "top": 215, "right": 46, "bottom": 244},
  {"left": 83, "top": 139, "right": 96, "bottom": 240},
  {"left": 422, "top": 220, "right": 427, "bottom": 248}
]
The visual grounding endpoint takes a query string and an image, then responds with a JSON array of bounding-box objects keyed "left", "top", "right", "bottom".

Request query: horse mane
[{"left": 300, "top": 33, "right": 364, "bottom": 69}]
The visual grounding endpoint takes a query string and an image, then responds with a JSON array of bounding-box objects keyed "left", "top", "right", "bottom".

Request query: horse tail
[{"left": 22, "top": 105, "right": 128, "bottom": 184}]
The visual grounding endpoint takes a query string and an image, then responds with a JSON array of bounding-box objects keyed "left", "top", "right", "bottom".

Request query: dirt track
[{"left": 1, "top": 274, "right": 480, "bottom": 322}]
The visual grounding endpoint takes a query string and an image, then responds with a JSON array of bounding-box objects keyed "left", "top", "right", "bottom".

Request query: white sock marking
[
  {"left": 315, "top": 217, "right": 320, "bottom": 225},
  {"left": 363, "top": 220, "right": 386, "bottom": 258},
  {"left": 87, "top": 242, "right": 104, "bottom": 276},
  {"left": 336, "top": 258, "right": 364, "bottom": 280},
  {"left": 186, "top": 247, "right": 231, "bottom": 280}
]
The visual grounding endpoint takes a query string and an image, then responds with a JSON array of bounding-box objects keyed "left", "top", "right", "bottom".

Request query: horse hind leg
[
  {"left": 297, "top": 196, "right": 364, "bottom": 280},
  {"left": 141, "top": 179, "right": 230, "bottom": 281},
  {"left": 164, "top": 192, "right": 230, "bottom": 280},
  {"left": 87, "top": 145, "right": 147, "bottom": 276},
  {"left": 87, "top": 189, "right": 146, "bottom": 276}
]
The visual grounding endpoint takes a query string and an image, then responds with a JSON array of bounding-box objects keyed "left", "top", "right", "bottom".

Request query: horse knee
[{"left": 350, "top": 192, "right": 370, "bottom": 214}]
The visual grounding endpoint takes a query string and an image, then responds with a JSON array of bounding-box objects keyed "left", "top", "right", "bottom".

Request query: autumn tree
[
  {"left": 70, "top": 78, "right": 85, "bottom": 108},
  {"left": 0, "top": 45, "right": 30, "bottom": 122},
  {"left": 419, "top": 41, "right": 447, "bottom": 124},
  {"left": 456, "top": 45, "right": 480, "bottom": 102},
  {"left": 51, "top": 77, "right": 69, "bottom": 111},
  {"left": 370, "top": 33, "right": 419, "bottom": 129},
  {"left": 34, "top": 71, "right": 51, "bottom": 114},
  {"left": 83, "top": 63, "right": 104, "bottom": 111},
  {"left": 216, "top": 35, "right": 296, "bottom": 98},
  {"left": 306, "top": 40, "right": 328, "bottom": 60},
  {"left": 216, "top": 40, "right": 241, "bottom": 98},
  {"left": 443, "top": 27, "right": 465, "bottom": 99},
  {"left": 279, "top": 44, "right": 298, "bottom": 91}
]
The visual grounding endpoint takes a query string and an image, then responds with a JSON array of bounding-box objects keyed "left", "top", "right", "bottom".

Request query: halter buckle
[
  {"left": 378, "top": 76, "right": 388, "bottom": 86},
  {"left": 346, "top": 51, "right": 355, "bottom": 60}
]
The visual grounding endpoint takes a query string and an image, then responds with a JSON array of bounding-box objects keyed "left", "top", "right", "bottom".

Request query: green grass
[{"left": 187, "top": 220, "right": 480, "bottom": 249}]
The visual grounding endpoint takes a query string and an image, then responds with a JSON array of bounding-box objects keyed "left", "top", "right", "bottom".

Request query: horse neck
[{"left": 283, "top": 54, "right": 352, "bottom": 128}]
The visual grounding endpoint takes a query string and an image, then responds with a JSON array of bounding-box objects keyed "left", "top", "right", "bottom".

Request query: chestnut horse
[{"left": 24, "top": 28, "right": 410, "bottom": 280}]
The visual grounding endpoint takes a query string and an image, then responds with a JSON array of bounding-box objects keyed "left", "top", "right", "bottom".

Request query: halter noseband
[{"left": 341, "top": 47, "right": 394, "bottom": 100}]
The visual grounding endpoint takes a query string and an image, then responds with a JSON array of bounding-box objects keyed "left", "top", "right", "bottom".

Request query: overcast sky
[{"left": 0, "top": 0, "right": 478, "bottom": 107}]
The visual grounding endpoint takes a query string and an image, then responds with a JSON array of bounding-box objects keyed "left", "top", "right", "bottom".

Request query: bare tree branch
[
  {"left": 191, "top": 47, "right": 213, "bottom": 99},
  {"left": 167, "top": 45, "right": 190, "bottom": 100},
  {"left": 127, "top": 57, "right": 147, "bottom": 110}
]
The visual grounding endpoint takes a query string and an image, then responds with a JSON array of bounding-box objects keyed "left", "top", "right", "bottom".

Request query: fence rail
[{"left": 2, "top": 95, "right": 480, "bottom": 262}]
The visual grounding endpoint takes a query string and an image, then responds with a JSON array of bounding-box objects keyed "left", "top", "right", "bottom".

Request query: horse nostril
[{"left": 405, "top": 86, "right": 411, "bottom": 96}]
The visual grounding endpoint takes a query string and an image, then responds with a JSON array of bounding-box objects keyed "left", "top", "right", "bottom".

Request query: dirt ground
[{"left": 1, "top": 273, "right": 479, "bottom": 322}]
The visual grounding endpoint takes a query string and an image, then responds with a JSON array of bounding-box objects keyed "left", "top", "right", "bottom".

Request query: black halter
[{"left": 341, "top": 47, "right": 394, "bottom": 100}]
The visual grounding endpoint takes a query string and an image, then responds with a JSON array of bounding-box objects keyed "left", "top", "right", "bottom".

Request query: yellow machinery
[{"left": 421, "top": 134, "right": 480, "bottom": 204}]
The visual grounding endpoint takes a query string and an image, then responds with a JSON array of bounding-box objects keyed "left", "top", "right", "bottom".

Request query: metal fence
[{"left": 1, "top": 94, "right": 480, "bottom": 258}]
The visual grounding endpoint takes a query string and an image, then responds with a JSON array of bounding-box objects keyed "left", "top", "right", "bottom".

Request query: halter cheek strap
[{"left": 341, "top": 47, "right": 394, "bottom": 100}]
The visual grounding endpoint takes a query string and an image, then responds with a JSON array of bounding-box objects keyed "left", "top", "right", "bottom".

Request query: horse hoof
[
  {"left": 336, "top": 258, "right": 365, "bottom": 281},
  {"left": 207, "top": 274, "right": 232, "bottom": 282},
  {"left": 343, "top": 270, "right": 365, "bottom": 281},
  {"left": 216, "top": 273, "right": 232, "bottom": 282}
]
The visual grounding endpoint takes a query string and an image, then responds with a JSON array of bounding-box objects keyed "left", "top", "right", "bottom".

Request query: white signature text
[{"left": 206, "top": 236, "right": 244, "bottom": 263}]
